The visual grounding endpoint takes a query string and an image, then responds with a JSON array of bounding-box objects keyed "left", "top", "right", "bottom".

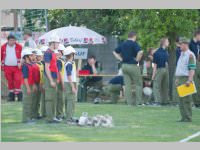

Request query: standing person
[
  {"left": 23, "top": 29, "right": 37, "bottom": 48},
  {"left": 175, "top": 37, "right": 196, "bottom": 122},
  {"left": 1, "top": 34, "right": 23, "bottom": 101},
  {"left": 32, "top": 49, "right": 44, "bottom": 119},
  {"left": 63, "top": 46, "right": 77, "bottom": 123},
  {"left": 152, "top": 38, "right": 170, "bottom": 106},
  {"left": 189, "top": 30, "right": 200, "bottom": 108},
  {"left": 44, "top": 35, "right": 60, "bottom": 123},
  {"left": 21, "top": 48, "right": 36, "bottom": 123},
  {"left": 55, "top": 44, "right": 66, "bottom": 121},
  {"left": 113, "top": 31, "right": 143, "bottom": 106}
]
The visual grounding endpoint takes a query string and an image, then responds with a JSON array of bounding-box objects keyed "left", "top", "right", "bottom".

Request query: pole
[
  {"left": 19, "top": 10, "right": 23, "bottom": 32},
  {"left": 44, "top": 9, "right": 48, "bottom": 32}
]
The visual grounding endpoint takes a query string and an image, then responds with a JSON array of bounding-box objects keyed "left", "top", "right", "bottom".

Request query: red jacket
[{"left": 1, "top": 42, "right": 22, "bottom": 66}]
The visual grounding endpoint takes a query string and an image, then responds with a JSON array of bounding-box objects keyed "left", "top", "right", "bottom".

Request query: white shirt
[
  {"left": 4, "top": 44, "right": 18, "bottom": 66},
  {"left": 64, "top": 61, "right": 77, "bottom": 82},
  {"left": 25, "top": 37, "right": 37, "bottom": 48},
  {"left": 175, "top": 49, "right": 196, "bottom": 76}
]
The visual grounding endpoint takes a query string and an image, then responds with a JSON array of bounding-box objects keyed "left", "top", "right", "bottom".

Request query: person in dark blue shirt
[
  {"left": 77, "top": 55, "right": 103, "bottom": 102},
  {"left": 189, "top": 30, "right": 200, "bottom": 107},
  {"left": 175, "top": 37, "right": 181, "bottom": 65},
  {"left": 113, "top": 31, "right": 143, "bottom": 106},
  {"left": 152, "top": 37, "right": 170, "bottom": 106},
  {"left": 103, "top": 75, "right": 124, "bottom": 104}
]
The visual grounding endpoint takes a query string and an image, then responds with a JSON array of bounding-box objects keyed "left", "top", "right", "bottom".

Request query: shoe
[
  {"left": 17, "top": 92, "right": 23, "bottom": 101},
  {"left": 8, "top": 92, "right": 15, "bottom": 102},
  {"left": 47, "top": 119, "right": 60, "bottom": 124},
  {"left": 177, "top": 119, "right": 192, "bottom": 122},
  {"left": 37, "top": 116, "right": 43, "bottom": 120},
  {"left": 24, "top": 120, "right": 36, "bottom": 124},
  {"left": 56, "top": 117, "right": 63, "bottom": 122}
]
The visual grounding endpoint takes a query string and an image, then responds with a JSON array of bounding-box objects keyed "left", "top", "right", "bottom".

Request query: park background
[{"left": 1, "top": 9, "right": 200, "bottom": 142}]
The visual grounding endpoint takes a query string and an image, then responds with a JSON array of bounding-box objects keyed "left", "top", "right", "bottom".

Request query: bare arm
[
  {"left": 152, "top": 63, "right": 157, "bottom": 80},
  {"left": 113, "top": 51, "right": 122, "bottom": 62},
  {"left": 136, "top": 50, "right": 144, "bottom": 62},
  {"left": 188, "top": 70, "right": 195, "bottom": 82},
  {"left": 91, "top": 64, "right": 98, "bottom": 74}
]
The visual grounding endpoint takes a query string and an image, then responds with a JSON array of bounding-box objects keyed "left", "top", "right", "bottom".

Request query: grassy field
[{"left": 1, "top": 102, "right": 200, "bottom": 142}]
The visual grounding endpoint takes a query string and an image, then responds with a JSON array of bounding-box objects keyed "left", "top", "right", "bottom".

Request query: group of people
[
  {"left": 113, "top": 30, "right": 200, "bottom": 122},
  {"left": 1, "top": 29, "right": 200, "bottom": 124}
]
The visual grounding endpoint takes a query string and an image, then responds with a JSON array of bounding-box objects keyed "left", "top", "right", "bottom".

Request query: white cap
[
  {"left": 63, "top": 46, "right": 76, "bottom": 55},
  {"left": 40, "top": 45, "right": 49, "bottom": 52},
  {"left": 58, "top": 44, "right": 66, "bottom": 51},
  {"left": 21, "top": 47, "right": 33, "bottom": 57},
  {"left": 35, "top": 50, "right": 43, "bottom": 56},
  {"left": 48, "top": 35, "right": 60, "bottom": 43}
]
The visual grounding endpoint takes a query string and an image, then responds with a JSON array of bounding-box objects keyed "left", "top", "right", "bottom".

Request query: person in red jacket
[{"left": 1, "top": 34, "right": 23, "bottom": 101}]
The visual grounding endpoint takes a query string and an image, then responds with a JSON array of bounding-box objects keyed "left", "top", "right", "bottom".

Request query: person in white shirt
[
  {"left": 175, "top": 37, "right": 196, "bottom": 122},
  {"left": 63, "top": 46, "right": 77, "bottom": 124},
  {"left": 23, "top": 29, "right": 37, "bottom": 48}
]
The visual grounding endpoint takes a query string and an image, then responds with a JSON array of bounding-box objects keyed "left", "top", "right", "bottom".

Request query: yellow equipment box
[{"left": 177, "top": 81, "right": 197, "bottom": 97}]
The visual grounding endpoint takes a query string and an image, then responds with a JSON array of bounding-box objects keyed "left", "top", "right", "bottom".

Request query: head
[
  {"left": 87, "top": 55, "right": 96, "bottom": 66},
  {"left": 48, "top": 36, "right": 60, "bottom": 50},
  {"left": 160, "top": 37, "right": 169, "bottom": 48},
  {"left": 7, "top": 34, "right": 16, "bottom": 46},
  {"left": 23, "top": 29, "right": 32, "bottom": 41},
  {"left": 23, "top": 54, "right": 34, "bottom": 63},
  {"left": 193, "top": 30, "right": 200, "bottom": 42},
  {"left": 36, "top": 55, "right": 43, "bottom": 62},
  {"left": 179, "top": 37, "right": 190, "bottom": 51},
  {"left": 128, "top": 31, "right": 137, "bottom": 41},
  {"left": 65, "top": 53, "right": 74, "bottom": 60}
]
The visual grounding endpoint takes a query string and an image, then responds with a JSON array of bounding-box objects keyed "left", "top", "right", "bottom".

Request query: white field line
[{"left": 179, "top": 131, "right": 200, "bottom": 142}]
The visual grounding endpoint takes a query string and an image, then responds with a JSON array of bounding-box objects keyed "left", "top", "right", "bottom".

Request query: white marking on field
[{"left": 179, "top": 131, "right": 200, "bottom": 142}]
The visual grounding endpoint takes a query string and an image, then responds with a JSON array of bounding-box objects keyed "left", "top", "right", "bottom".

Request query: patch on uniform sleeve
[{"left": 188, "top": 64, "right": 196, "bottom": 70}]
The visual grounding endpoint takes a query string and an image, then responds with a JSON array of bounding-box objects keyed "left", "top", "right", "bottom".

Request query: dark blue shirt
[
  {"left": 57, "top": 59, "right": 63, "bottom": 72},
  {"left": 66, "top": 63, "right": 72, "bottom": 76},
  {"left": 115, "top": 40, "right": 141, "bottom": 64},
  {"left": 82, "top": 62, "right": 102, "bottom": 82},
  {"left": 176, "top": 47, "right": 181, "bottom": 65},
  {"left": 153, "top": 48, "right": 169, "bottom": 68},
  {"left": 22, "top": 63, "right": 31, "bottom": 78},
  {"left": 44, "top": 51, "right": 57, "bottom": 79},
  {"left": 109, "top": 76, "right": 124, "bottom": 85},
  {"left": 189, "top": 39, "right": 200, "bottom": 59}
]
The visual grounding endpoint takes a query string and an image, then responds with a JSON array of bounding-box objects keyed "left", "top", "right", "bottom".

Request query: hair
[
  {"left": 160, "top": 37, "right": 168, "bottom": 47},
  {"left": 7, "top": 34, "right": 16, "bottom": 40},
  {"left": 194, "top": 30, "right": 200, "bottom": 37},
  {"left": 88, "top": 55, "right": 96, "bottom": 60},
  {"left": 128, "top": 31, "right": 137, "bottom": 38}
]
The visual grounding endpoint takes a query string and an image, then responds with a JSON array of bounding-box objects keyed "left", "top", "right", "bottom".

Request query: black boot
[
  {"left": 8, "top": 92, "right": 15, "bottom": 102},
  {"left": 17, "top": 92, "right": 23, "bottom": 102}
]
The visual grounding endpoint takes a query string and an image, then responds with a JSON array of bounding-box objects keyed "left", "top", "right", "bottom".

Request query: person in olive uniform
[
  {"left": 44, "top": 35, "right": 60, "bottom": 123},
  {"left": 23, "top": 29, "right": 37, "bottom": 48},
  {"left": 189, "top": 30, "right": 200, "bottom": 108},
  {"left": 113, "top": 31, "right": 143, "bottom": 106},
  {"left": 152, "top": 38, "right": 170, "bottom": 106},
  {"left": 175, "top": 37, "right": 196, "bottom": 122}
]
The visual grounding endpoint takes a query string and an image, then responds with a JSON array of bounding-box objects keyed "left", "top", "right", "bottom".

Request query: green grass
[{"left": 1, "top": 102, "right": 200, "bottom": 142}]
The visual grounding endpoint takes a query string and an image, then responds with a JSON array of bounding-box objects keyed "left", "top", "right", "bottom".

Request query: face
[
  {"left": 49, "top": 42, "right": 60, "bottom": 50},
  {"left": 88, "top": 58, "right": 96, "bottom": 66},
  {"left": 36, "top": 56, "right": 43, "bottom": 61},
  {"left": 195, "top": 34, "right": 200, "bottom": 41},
  {"left": 23, "top": 34, "right": 29, "bottom": 40},
  {"left": 28, "top": 54, "right": 34, "bottom": 61},
  {"left": 164, "top": 39, "right": 170, "bottom": 47},
  {"left": 180, "top": 43, "right": 188, "bottom": 51},
  {"left": 7, "top": 38, "right": 16, "bottom": 46}
]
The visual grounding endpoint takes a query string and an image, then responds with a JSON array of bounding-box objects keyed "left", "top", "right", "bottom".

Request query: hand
[
  {"left": 17, "top": 63, "right": 21, "bottom": 69},
  {"left": 50, "top": 80, "right": 56, "bottom": 88},
  {"left": 151, "top": 75, "right": 155, "bottom": 81},
  {"left": 33, "top": 84, "right": 38, "bottom": 92},
  {"left": 72, "top": 87, "right": 77, "bottom": 94},
  {"left": 185, "top": 81, "right": 191, "bottom": 87},
  {"left": 27, "top": 87, "right": 31, "bottom": 95}
]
